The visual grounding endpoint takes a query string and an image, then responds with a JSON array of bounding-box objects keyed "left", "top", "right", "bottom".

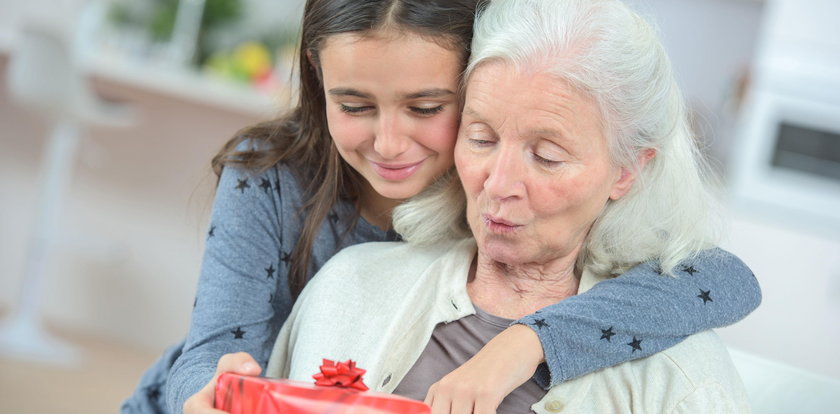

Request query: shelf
[{"left": 84, "top": 52, "right": 286, "bottom": 119}]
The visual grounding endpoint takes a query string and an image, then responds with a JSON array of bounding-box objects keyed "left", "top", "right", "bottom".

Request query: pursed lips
[{"left": 482, "top": 213, "right": 523, "bottom": 234}]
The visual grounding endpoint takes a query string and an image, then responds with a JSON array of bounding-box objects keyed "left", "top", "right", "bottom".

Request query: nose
[
  {"left": 482, "top": 145, "right": 526, "bottom": 201},
  {"left": 373, "top": 111, "right": 410, "bottom": 159}
]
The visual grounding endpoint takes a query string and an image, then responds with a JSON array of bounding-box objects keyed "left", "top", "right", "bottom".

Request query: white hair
[{"left": 394, "top": 0, "right": 722, "bottom": 277}]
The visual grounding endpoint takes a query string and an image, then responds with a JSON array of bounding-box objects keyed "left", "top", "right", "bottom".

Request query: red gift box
[{"left": 215, "top": 373, "right": 431, "bottom": 414}]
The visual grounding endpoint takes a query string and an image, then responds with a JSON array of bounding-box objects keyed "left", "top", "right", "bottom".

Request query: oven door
[{"left": 730, "top": 88, "right": 840, "bottom": 231}]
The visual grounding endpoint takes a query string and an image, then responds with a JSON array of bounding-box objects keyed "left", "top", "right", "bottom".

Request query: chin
[
  {"left": 478, "top": 238, "right": 527, "bottom": 266},
  {"left": 374, "top": 183, "right": 423, "bottom": 202}
]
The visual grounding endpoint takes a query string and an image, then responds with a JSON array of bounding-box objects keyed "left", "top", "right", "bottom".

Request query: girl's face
[{"left": 319, "top": 31, "right": 462, "bottom": 218}]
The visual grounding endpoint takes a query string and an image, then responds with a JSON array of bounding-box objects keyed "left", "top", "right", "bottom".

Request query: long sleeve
[
  {"left": 162, "top": 162, "right": 397, "bottom": 412},
  {"left": 165, "top": 165, "right": 292, "bottom": 412},
  {"left": 517, "top": 248, "right": 761, "bottom": 388}
]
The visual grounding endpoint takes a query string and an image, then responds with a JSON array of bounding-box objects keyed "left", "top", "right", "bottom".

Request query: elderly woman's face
[{"left": 455, "top": 62, "right": 635, "bottom": 266}]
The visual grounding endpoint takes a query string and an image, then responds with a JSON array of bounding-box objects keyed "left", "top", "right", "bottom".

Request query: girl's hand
[
  {"left": 424, "top": 324, "right": 544, "bottom": 414},
  {"left": 183, "top": 352, "right": 262, "bottom": 414}
]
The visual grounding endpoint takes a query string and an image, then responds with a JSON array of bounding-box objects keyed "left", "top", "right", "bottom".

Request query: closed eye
[
  {"left": 410, "top": 105, "right": 445, "bottom": 116},
  {"left": 340, "top": 104, "right": 373, "bottom": 114},
  {"left": 533, "top": 152, "right": 562, "bottom": 167},
  {"left": 468, "top": 138, "right": 495, "bottom": 147}
]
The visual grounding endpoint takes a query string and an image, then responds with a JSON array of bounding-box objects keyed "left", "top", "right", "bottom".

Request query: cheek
[
  {"left": 538, "top": 173, "right": 612, "bottom": 220},
  {"left": 326, "top": 109, "right": 369, "bottom": 151},
  {"left": 454, "top": 140, "right": 480, "bottom": 192},
  {"left": 418, "top": 112, "right": 460, "bottom": 153}
]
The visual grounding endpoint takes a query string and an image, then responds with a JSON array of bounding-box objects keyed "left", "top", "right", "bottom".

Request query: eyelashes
[
  {"left": 411, "top": 106, "right": 445, "bottom": 115},
  {"left": 532, "top": 153, "right": 562, "bottom": 167},
  {"left": 466, "top": 137, "right": 564, "bottom": 168},
  {"left": 339, "top": 104, "right": 373, "bottom": 114},
  {"left": 338, "top": 104, "right": 445, "bottom": 116}
]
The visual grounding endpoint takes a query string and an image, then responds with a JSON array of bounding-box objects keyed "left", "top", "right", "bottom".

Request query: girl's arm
[
  {"left": 425, "top": 248, "right": 760, "bottom": 410},
  {"left": 166, "top": 165, "right": 290, "bottom": 412},
  {"left": 521, "top": 247, "right": 760, "bottom": 386}
]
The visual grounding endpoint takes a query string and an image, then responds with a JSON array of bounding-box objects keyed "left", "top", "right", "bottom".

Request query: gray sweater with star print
[{"left": 120, "top": 162, "right": 761, "bottom": 414}]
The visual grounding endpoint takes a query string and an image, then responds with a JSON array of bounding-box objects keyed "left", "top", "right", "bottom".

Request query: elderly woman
[{"left": 267, "top": 0, "right": 751, "bottom": 412}]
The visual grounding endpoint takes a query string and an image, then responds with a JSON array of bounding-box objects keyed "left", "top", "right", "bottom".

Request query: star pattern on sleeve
[
  {"left": 600, "top": 327, "right": 616, "bottom": 342},
  {"left": 207, "top": 225, "right": 216, "bottom": 239},
  {"left": 281, "top": 251, "right": 291, "bottom": 264},
  {"left": 145, "top": 383, "right": 162, "bottom": 401},
  {"left": 259, "top": 178, "right": 271, "bottom": 193},
  {"left": 627, "top": 336, "right": 642, "bottom": 353},
  {"left": 531, "top": 318, "right": 549, "bottom": 329},
  {"left": 232, "top": 327, "right": 246, "bottom": 339},
  {"left": 235, "top": 178, "right": 250, "bottom": 193},
  {"left": 265, "top": 264, "right": 275, "bottom": 279},
  {"left": 697, "top": 289, "right": 713, "bottom": 304},
  {"left": 681, "top": 265, "right": 699, "bottom": 276}
]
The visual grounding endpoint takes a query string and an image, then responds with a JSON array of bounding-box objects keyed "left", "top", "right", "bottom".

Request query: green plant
[{"left": 147, "top": 0, "right": 244, "bottom": 64}]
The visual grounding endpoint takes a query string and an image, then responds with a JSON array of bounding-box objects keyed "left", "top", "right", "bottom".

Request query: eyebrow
[
  {"left": 531, "top": 129, "right": 565, "bottom": 140},
  {"left": 462, "top": 107, "right": 481, "bottom": 119},
  {"left": 328, "top": 88, "right": 372, "bottom": 99},
  {"left": 328, "top": 88, "right": 455, "bottom": 100},
  {"left": 405, "top": 88, "right": 456, "bottom": 99},
  {"left": 462, "top": 107, "right": 567, "bottom": 140}
]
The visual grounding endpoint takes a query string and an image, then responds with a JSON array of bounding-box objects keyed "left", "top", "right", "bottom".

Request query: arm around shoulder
[{"left": 518, "top": 246, "right": 761, "bottom": 386}]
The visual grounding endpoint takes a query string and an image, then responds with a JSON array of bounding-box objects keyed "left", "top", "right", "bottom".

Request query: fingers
[
  {"left": 424, "top": 382, "right": 437, "bottom": 406},
  {"left": 426, "top": 380, "right": 499, "bottom": 414},
  {"left": 184, "top": 352, "right": 262, "bottom": 414},
  {"left": 449, "top": 397, "right": 474, "bottom": 414},
  {"left": 183, "top": 379, "right": 228, "bottom": 414},
  {"left": 472, "top": 399, "right": 498, "bottom": 414},
  {"left": 216, "top": 352, "right": 262, "bottom": 376},
  {"left": 427, "top": 386, "right": 453, "bottom": 414}
]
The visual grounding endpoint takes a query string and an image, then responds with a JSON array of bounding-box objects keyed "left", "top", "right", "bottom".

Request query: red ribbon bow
[{"left": 312, "top": 359, "right": 369, "bottom": 391}]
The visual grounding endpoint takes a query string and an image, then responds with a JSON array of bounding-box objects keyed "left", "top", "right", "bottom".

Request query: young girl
[{"left": 121, "top": 0, "right": 760, "bottom": 413}]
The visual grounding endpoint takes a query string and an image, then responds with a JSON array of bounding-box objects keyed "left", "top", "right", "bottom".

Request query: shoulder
[
  {"left": 312, "top": 239, "right": 467, "bottom": 288},
  {"left": 332, "top": 238, "right": 459, "bottom": 264},
  {"left": 637, "top": 331, "right": 750, "bottom": 411},
  {"left": 298, "top": 238, "right": 475, "bottom": 308},
  {"left": 537, "top": 332, "right": 749, "bottom": 413},
  {"left": 654, "top": 331, "right": 739, "bottom": 380},
  {"left": 214, "top": 161, "right": 307, "bottom": 205}
]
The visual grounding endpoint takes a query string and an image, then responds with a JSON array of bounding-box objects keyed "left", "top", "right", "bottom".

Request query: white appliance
[{"left": 730, "top": 0, "right": 840, "bottom": 232}]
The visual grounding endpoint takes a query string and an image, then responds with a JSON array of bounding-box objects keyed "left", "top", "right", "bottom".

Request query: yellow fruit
[{"left": 233, "top": 42, "right": 272, "bottom": 78}]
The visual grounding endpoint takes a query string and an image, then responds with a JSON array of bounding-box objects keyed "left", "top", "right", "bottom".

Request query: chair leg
[{"left": 0, "top": 120, "right": 84, "bottom": 365}]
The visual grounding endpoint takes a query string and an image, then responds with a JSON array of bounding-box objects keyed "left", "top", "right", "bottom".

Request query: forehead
[
  {"left": 464, "top": 61, "right": 602, "bottom": 133},
  {"left": 318, "top": 31, "right": 463, "bottom": 91},
  {"left": 320, "top": 30, "right": 460, "bottom": 66}
]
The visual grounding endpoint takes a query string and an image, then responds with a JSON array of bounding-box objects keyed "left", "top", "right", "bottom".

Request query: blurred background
[{"left": 0, "top": 0, "right": 838, "bottom": 412}]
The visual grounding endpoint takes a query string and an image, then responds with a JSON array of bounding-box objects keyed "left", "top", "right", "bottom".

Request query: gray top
[
  {"left": 393, "top": 305, "right": 545, "bottom": 413},
  {"left": 121, "top": 160, "right": 761, "bottom": 413}
]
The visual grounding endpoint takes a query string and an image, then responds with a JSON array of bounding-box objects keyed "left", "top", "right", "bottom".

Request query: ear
[
  {"left": 609, "top": 148, "right": 656, "bottom": 200},
  {"left": 306, "top": 49, "right": 324, "bottom": 83},
  {"left": 306, "top": 49, "right": 317, "bottom": 70}
]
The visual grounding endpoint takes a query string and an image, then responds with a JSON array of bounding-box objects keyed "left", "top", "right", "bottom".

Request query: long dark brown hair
[{"left": 211, "top": 0, "right": 482, "bottom": 298}]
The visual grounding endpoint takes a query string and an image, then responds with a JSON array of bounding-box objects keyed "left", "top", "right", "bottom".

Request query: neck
[
  {"left": 358, "top": 183, "right": 399, "bottom": 231},
  {"left": 467, "top": 253, "right": 580, "bottom": 320}
]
